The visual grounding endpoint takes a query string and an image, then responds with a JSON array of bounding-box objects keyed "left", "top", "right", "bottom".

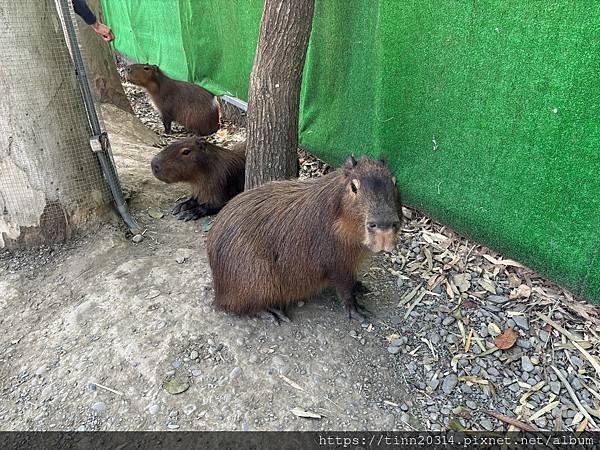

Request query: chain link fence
[{"left": 0, "top": 0, "right": 133, "bottom": 247}]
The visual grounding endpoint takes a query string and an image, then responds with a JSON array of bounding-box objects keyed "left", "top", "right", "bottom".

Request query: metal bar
[{"left": 57, "top": 0, "right": 141, "bottom": 235}]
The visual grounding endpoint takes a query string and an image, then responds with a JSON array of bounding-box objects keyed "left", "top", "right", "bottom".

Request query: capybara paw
[
  {"left": 260, "top": 308, "right": 291, "bottom": 325},
  {"left": 345, "top": 303, "right": 368, "bottom": 323},
  {"left": 172, "top": 197, "right": 198, "bottom": 216}
]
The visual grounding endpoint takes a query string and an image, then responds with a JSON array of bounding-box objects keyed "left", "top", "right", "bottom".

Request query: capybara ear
[
  {"left": 343, "top": 154, "right": 357, "bottom": 170},
  {"left": 379, "top": 154, "right": 387, "bottom": 165}
]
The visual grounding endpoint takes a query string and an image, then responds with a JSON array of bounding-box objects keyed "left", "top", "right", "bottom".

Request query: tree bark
[
  {"left": 245, "top": 0, "right": 315, "bottom": 190},
  {"left": 76, "top": 0, "right": 133, "bottom": 113},
  {"left": 0, "top": 0, "right": 112, "bottom": 248}
]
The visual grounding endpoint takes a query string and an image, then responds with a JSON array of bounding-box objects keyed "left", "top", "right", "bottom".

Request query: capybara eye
[
  {"left": 143, "top": 66, "right": 150, "bottom": 71},
  {"left": 351, "top": 181, "right": 358, "bottom": 193},
  {"left": 181, "top": 148, "right": 191, "bottom": 156}
]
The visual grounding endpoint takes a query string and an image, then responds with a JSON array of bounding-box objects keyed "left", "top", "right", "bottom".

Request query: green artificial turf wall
[{"left": 101, "top": 0, "right": 600, "bottom": 302}]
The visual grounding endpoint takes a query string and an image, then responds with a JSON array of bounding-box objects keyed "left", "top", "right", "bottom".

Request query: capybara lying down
[
  {"left": 125, "top": 64, "right": 219, "bottom": 136},
  {"left": 206, "top": 155, "right": 401, "bottom": 322},
  {"left": 151, "top": 137, "right": 246, "bottom": 221}
]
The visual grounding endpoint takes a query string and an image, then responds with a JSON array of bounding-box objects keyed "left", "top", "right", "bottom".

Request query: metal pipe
[{"left": 57, "top": 0, "right": 141, "bottom": 235}]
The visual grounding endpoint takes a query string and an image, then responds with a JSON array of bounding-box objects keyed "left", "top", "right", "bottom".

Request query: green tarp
[{"left": 101, "top": 0, "right": 600, "bottom": 302}]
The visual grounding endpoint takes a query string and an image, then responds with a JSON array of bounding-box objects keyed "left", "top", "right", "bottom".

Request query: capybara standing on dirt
[
  {"left": 151, "top": 137, "right": 246, "bottom": 221},
  {"left": 206, "top": 155, "right": 401, "bottom": 322},
  {"left": 125, "top": 64, "right": 219, "bottom": 136}
]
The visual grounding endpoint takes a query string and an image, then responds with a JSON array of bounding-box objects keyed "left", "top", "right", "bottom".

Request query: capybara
[
  {"left": 151, "top": 137, "right": 246, "bottom": 221},
  {"left": 206, "top": 155, "right": 401, "bottom": 322},
  {"left": 125, "top": 64, "right": 219, "bottom": 136}
]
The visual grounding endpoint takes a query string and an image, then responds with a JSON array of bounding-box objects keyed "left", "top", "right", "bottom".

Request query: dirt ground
[{"left": 1, "top": 87, "right": 598, "bottom": 432}]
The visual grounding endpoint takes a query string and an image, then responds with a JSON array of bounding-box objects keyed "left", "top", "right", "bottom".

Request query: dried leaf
[
  {"left": 482, "top": 254, "right": 524, "bottom": 268},
  {"left": 510, "top": 284, "right": 531, "bottom": 299},
  {"left": 148, "top": 207, "right": 164, "bottom": 219},
  {"left": 386, "top": 334, "right": 401, "bottom": 341},
  {"left": 483, "top": 410, "right": 539, "bottom": 432},
  {"left": 577, "top": 417, "right": 589, "bottom": 432},
  {"left": 448, "top": 418, "right": 465, "bottom": 431},
  {"left": 487, "top": 322, "right": 501, "bottom": 336},
  {"left": 290, "top": 407, "right": 321, "bottom": 419},
  {"left": 528, "top": 400, "right": 559, "bottom": 421},
  {"left": 495, "top": 328, "right": 518, "bottom": 350},
  {"left": 478, "top": 279, "right": 497, "bottom": 294},
  {"left": 452, "top": 274, "right": 471, "bottom": 292},
  {"left": 162, "top": 379, "right": 190, "bottom": 395},
  {"left": 508, "top": 273, "right": 522, "bottom": 288},
  {"left": 280, "top": 374, "right": 304, "bottom": 391},
  {"left": 465, "top": 329, "right": 474, "bottom": 353}
]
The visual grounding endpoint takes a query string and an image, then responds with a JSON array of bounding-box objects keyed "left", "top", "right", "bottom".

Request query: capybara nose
[
  {"left": 151, "top": 161, "right": 160, "bottom": 175},
  {"left": 368, "top": 220, "right": 401, "bottom": 231}
]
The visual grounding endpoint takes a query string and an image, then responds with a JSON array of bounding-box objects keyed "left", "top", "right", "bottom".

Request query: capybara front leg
[
  {"left": 352, "top": 280, "right": 371, "bottom": 296},
  {"left": 162, "top": 115, "right": 173, "bottom": 134},
  {"left": 335, "top": 277, "right": 367, "bottom": 323}
]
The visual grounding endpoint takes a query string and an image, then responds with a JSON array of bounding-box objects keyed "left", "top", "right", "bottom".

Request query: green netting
[{"left": 101, "top": 0, "right": 600, "bottom": 302}]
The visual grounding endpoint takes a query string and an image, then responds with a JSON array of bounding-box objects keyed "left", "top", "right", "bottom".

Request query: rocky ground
[{"left": 0, "top": 69, "right": 598, "bottom": 432}]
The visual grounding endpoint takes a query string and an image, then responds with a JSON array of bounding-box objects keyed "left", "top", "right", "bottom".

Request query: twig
[
  {"left": 483, "top": 410, "right": 539, "bottom": 432},
  {"left": 94, "top": 382, "right": 123, "bottom": 396},
  {"left": 550, "top": 366, "right": 598, "bottom": 428}
]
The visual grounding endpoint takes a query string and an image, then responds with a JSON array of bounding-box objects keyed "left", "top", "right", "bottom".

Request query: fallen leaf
[
  {"left": 495, "top": 328, "right": 518, "bottom": 350},
  {"left": 452, "top": 274, "right": 471, "bottom": 293},
  {"left": 510, "top": 284, "right": 532, "bottom": 299},
  {"left": 162, "top": 379, "right": 189, "bottom": 395},
  {"left": 508, "top": 273, "right": 522, "bottom": 288},
  {"left": 478, "top": 279, "right": 497, "bottom": 294},
  {"left": 148, "top": 207, "right": 164, "bottom": 219},
  {"left": 487, "top": 322, "right": 501, "bottom": 336},
  {"left": 290, "top": 407, "right": 321, "bottom": 419},
  {"left": 386, "top": 334, "right": 401, "bottom": 341},
  {"left": 448, "top": 418, "right": 465, "bottom": 431}
]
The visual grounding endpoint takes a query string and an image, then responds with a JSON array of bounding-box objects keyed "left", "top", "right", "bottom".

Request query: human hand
[{"left": 91, "top": 21, "right": 115, "bottom": 42}]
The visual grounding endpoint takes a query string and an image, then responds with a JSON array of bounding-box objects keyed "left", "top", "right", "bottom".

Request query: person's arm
[
  {"left": 72, "top": 0, "right": 115, "bottom": 42},
  {"left": 72, "top": 0, "right": 96, "bottom": 25}
]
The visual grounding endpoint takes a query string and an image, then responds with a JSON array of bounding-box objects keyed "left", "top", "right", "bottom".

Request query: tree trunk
[
  {"left": 0, "top": 0, "right": 112, "bottom": 248},
  {"left": 76, "top": 0, "right": 132, "bottom": 113},
  {"left": 245, "top": 0, "right": 315, "bottom": 190}
]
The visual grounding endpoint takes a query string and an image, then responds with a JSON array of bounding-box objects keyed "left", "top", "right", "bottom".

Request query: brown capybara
[
  {"left": 151, "top": 137, "right": 246, "bottom": 221},
  {"left": 125, "top": 64, "right": 219, "bottom": 136},
  {"left": 206, "top": 155, "right": 401, "bottom": 323}
]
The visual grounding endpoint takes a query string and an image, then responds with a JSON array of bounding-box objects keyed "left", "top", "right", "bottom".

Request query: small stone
[
  {"left": 487, "top": 295, "right": 508, "bottom": 304},
  {"left": 91, "top": 402, "right": 106, "bottom": 413},
  {"left": 167, "top": 423, "right": 180, "bottom": 430},
  {"left": 86, "top": 383, "right": 97, "bottom": 391},
  {"left": 166, "top": 370, "right": 176, "bottom": 377},
  {"left": 530, "top": 356, "right": 539, "bottom": 365},
  {"left": 132, "top": 234, "right": 144, "bottom": 243},
  {"left": 248, "top": 354, "right": 258, "bottom": 364},
  {"left": 487, "top": 367, "right": 500, "bottom": 377},
  {"left": 480, "top": 419, "right": 494, "bottom": 431},
  {"left": 77, "top": 425, "right": 86, "bottom": 432},
  {"left": 442, "top": 316, "right": 456, "bottom": 326},
  {"left": 506, "top": 318, "right": 516, "bottom": 328},
  {"left": 571, "top": 377, "right": 583, "bottom": 391},
  {"left": 539, "top": 330, "right": 550, "bottom": 342},
  {"left": 571, "top": 357, "right": 584, "bottom": 369},
  {"left": 148, "top": 404, "right": 160, "bottom": 415},
  {"left": 442, "top": 374, "right": 458, "bottom": 394},
  {"left": 191, "top": 369, "right": 202, "bottom": 377},
  {"left": 35, "top": 366, "right": 47, "bottom": 376},
  {"left": 466, "top": 400, "right": 477, "bottom": 409},
  {"left": 429, "top": 334, "right": 440, "bottom": 345},
  {"left": 388, "top": 346, "right": 401, "bottom": 355},
  {"left": 172, "top": 360, "right": 182, "bottom": 369},
  {"left": 189, "top": 350, "right": 199, "bottom": 360},
  {"left": 400, "top": 403, "right": 409, "bottom": 412},
  {"left": 513, "top": 315, "right": 529, "bottom": 331},
  {"left": 521, "top": 356, "right": 534, "bottom": 372},
  {"left": 184, "top": 404, "right": 197, "bottom": 416},
  {"left": 479, "top": 324, "right": 489, "bottom": 338},
  {"left": 428, "top": 378, "right": 440, "bottom": 391},
  {"left": 175, "top": 256, "right": 186, "bottom": 264},
  {"left": 508, "top": 383, "right": 521, "bottom": 393},
  {"left": 517, "top": 339, "right": 531, "bottom": 349},
  {"left": 229, "top": 367, "right": 242, "bottom": 380},
  {"left": 390, "top": 339, "right": 403, "bottom": 347}
]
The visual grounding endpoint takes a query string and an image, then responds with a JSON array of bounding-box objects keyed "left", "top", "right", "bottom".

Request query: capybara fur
[
  {"left": 151, "top": 137, "right": 246, "bottom": 221},
  {"left": 206, "top": 155, "right": 401, "bottom": 321},
  {"left": 125, "top": 64, "right": 219, "bottom": 136}
]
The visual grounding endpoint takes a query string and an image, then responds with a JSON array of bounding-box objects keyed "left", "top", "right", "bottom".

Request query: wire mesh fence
[{"left": 0, "top": 0, "right": 112, "bottom": 247}]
